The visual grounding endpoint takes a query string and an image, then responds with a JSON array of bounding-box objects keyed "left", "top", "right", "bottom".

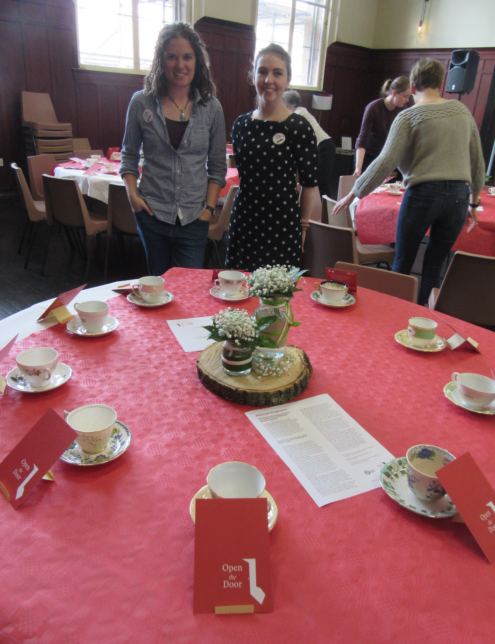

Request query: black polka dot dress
[{"left": 225, "top": 113, "right": 318, "bottom": 272}]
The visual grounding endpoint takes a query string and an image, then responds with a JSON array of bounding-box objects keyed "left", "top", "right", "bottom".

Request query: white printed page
[
  {"left": 246, "top": 394, "right": 394, "bottom": 507},
  {"left": 167, "top": 317, "right": 215, "bottom": 352}
]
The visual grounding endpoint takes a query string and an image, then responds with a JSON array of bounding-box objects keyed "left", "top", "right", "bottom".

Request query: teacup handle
[
  {"left": 74, "top": 302, "right": 80, "bottom": 313},
  {"left": 131, "top": 284, "right": 141, "bottom": 297},
  {"left": 452, "top": 372, "right": 459, "bottom": 383},
  {"left": 214, "top": 279, "right": 221, "bottom": 289}
]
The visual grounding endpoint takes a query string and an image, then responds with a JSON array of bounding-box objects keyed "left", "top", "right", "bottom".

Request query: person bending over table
[
  {"left": 120, "top": 22, "right": 226, "bottom": 275},
  {"left": 225, "top": 44, "right": 318, "bottom": 272},
  {"left": 283, "top": 89, "right": 335, "bottom": 200},
  {"left": 334, "top": 57, "right": 485, "bottom": 306},
  {"left": 354, "top": 76, "right": 412, "bottom": 177}
]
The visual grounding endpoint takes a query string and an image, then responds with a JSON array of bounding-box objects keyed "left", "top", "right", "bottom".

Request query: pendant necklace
[{"left": 167, "top": 96, "right": 189, "bottom": 121}]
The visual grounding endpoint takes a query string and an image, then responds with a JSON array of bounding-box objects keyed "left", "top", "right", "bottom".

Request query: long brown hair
[
  {"left": 144, "top": 22, "right": 216, "bottom": 101},
  {"left": 380, "top": 76, "right": 410, "bottom": 97}
]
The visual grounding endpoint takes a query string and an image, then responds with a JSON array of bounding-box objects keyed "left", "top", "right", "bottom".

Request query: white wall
[
  {"left": 333, "top": 0, "right": 379, "bottom": 49},
  {"left": 373, "top": 0, "right": 495, "bottom": 49},
  {"left": 193, "top": 0, "right": 257, "bottom": 26}
]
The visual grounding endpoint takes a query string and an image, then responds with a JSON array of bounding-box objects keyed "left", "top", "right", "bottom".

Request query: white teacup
[
  {"left": 65, "top": 404, "right": 117, "bottom": 454},
  {"left": 488, "top": 187, "right": 495, "bottom": 196},
  {"left": 318, "top": 280, "right": 348, "bottom": 302},
  {"left": 90, "top": 155, "right": 101, "bottom": 161},
  {"left": 132, "top": 276, "right": 165, "bottom": 303},
  {"left": 16, "top": 347, "right": 58, "bottom": 388},
  {"left": 452, "top": 372, "right": 495, "bottom": 409},
  {"left": 406, "top": 444, "right": 455, "bottom": 502},
  {"left": 407, "top": 317, "right": 438, "bottom": 347},
  {"left": 74, "top": 301, "right": 109, "bottom": 333},
  {"left": 388, "top": 183, "right": 401, "bottom": 195},
  {"left": 207, "top": 461, "right": 266, "bottom": 499},
  {"left": 214, "top": 271, "right": 245, "bottom": 297}
]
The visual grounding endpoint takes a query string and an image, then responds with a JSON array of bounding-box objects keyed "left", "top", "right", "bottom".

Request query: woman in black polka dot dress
[{"left": 225, "top": 44, "right": 318, "bottom": 272}]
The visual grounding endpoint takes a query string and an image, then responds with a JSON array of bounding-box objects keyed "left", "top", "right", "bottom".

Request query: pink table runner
[
  {"left": 355, "top": 188, "right": 495, "bottom": 257},
  {"left": 1, "top": 268, "right": 494, "bottom": 643}
]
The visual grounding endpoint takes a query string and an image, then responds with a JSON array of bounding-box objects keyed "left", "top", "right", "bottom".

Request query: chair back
[
  {"left": 21, "top": 91, "right": 59, "bottom": 127},
  {"left": 11, "top": 163, "right": 46, "bottom": 222},
  {"left": 302, "top": 221, "right": 357, "bottom": 278},
  {"left": 72, "top": 138, "right": 91, "bottom": 151},
  {"left": 208, "top": 185, "right": 238, "bottom": 242},
  {"left": 432, "top": 251, "right": 495, "bottom": 327},
  {"left": 73, "top": 149, "right": 105, "bottom": 159},
  {"left": 42, "top": 174, "right": 100, "bottom": 234},
  {"left": 107, "top": 183, "right": 138, "bottom": 236},
  {"left": 322, "top": 196, "right": 353, "bottom": 228},
  {"left": 337, "top": 175, "right": 357, "bottom": 201},
  {"left": 334, "top": 261, "right": 418, "bottom": 303},
  {"left": 27, "top": 154, "right": 56, "bottom": 201}
]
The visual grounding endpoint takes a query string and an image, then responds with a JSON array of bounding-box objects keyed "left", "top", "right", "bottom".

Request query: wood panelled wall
[{"left": 1, "top": 0, "right": 494, "bottom": 197}]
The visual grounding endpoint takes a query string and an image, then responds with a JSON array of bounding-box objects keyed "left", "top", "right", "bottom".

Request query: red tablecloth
[
  {"left": 1, "top": 269, "right": 495, "bottom": 643},
  {"left": 219, "top": 167, "right": 240, "bottom": 199},
  {"left": 355, "top": 188, "right": 495, "bottom": 257}
]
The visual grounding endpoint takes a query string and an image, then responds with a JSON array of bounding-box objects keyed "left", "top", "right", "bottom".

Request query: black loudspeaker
[{"left": 445, "top": 49, "right": 480, "bottom": 95}]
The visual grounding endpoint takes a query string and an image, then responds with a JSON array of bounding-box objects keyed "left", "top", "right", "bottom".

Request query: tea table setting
[{"left": 1, "top": 267, "right": 495, "bottom": 643}]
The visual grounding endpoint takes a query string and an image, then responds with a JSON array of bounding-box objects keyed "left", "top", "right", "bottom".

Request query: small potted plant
[
  {"left": 246, "top": 265, "right": 306, "bottom": 358},
  {"left": 204, "top": 308, "right": 278, "bottom": 376}
]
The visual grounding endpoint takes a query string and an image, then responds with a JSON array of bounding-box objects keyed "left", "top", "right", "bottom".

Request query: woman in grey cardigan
[
  {"left": 120, "top": 22, "right": 226, "bottom": 274},
  {"left": 334, "top": 57, "right": 485, "bottom": 305}
]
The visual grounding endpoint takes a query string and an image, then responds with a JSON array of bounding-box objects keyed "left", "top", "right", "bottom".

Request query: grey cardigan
[{"left": 120, "top": 89, "right": 226, "bottom": 225}]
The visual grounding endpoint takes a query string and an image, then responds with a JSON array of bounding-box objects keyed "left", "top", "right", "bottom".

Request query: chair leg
[
  {"left": 212, "top": 239, "right": 223, "bottom": 268},
  {"left": 64, "top": 226, "right": 76, "bottom": 252},
  {"left": 24, "top": 221, "right": 39, "bottom": 269},
  {"left": 85, "top": 235, "right": 96, "bottom": 282},
  {"left": 104, "top": 234, "right": 110, "bottom": 282},
  {"left": 40, "top": 225, "right": 52, "bottom": 276},
  {"left": 18, "top": 218, "right": 32, "bottom": 254}
]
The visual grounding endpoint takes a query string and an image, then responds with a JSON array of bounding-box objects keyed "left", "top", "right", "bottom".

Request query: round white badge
[
  {"left": 143, "top": 109, "right": 154, "bottom": 123},
  {"left": 273, "top": 133, "right": 286, "bottom": 145}
]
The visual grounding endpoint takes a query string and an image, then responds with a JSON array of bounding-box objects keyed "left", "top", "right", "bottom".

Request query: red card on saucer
[
  {"left": 0, "top": 335, "right": 18, "bottom": 363},
  {"left": 194, "top": 498, "right": 272, "bottom": 614},
  {"left": 325, "top": 267, "right": 357, "bottom": 294},
  {"left": 37, "top": 284, "right": 87, "bottom": 322},
  {"left": 0, "top": 409, "right": 77, "bottom": 509},
  {"left": 437, "top": 453, "right": 495, "bottom": 564}
]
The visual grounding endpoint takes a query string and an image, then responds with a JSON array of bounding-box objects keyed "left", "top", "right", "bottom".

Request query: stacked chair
[{"left": 22, "top": 91, "right": 73, "bottom": 162}]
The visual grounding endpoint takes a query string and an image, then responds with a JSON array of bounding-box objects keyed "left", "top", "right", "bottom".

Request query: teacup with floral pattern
[
  {"left": 406, "top": 444, "right": 455, "bottom": 502},
  {"left": 16, "top": 347, "right": 58, "bottom": 388}
]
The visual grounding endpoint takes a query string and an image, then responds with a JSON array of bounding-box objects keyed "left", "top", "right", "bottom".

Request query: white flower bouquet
[{"left": 204, "top": 308, "right": 279, "bottom": 349}]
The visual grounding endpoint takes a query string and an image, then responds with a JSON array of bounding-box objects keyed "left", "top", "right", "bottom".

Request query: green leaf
[
  {"left": 255, "top": 336, "right": 280, "bottom": 348},
  {"left": 255, "top": 316, "right": 279, "bottom": 332}
]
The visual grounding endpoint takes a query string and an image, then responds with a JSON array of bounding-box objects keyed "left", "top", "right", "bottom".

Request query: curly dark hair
[{"left": 144, "top": 22, "right": 216, "bottom": 101}]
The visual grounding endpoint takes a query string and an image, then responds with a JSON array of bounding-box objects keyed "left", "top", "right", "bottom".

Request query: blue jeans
[
  {"left": 393, "top": 181, "right": 469, "bottom": 305},
  {"left": 134, "top": 211, "right": 209, "bottom": 275}
]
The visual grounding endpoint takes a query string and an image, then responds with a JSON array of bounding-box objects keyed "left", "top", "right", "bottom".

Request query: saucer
[
  {"left": 443, "top": 381, "right": 495, "bottom": 415},
  {"left": 395, "top": 330, "right": 447, "bottom": 352},
  {"left": 210, "top": 286, "right": 251, "bottom": 301},
  {"left": 310, "top": 290, "right": 356, "bottom": 307},
  {"left": 127, "top": 291, "right": 174, "bottom": 308},
  {"left": 67, "top": 315, "right": 119, "bottom": 336},
  {"left": 379, "top": 457, "right": 458, "bottom": 518},
  {"left": 7, "top": 363, "right": 72, "bottom": 393},
  {"left": 190, "top": 485, "right": 278, "bottom": 531},
  {"left": 60, "top": 421, "right": 131, "bottom": 466}
]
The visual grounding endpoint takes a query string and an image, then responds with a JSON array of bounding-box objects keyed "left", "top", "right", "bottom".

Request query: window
[
  {"left": 76, "top": 0, "right": 185, "bottom": 73},
  {"left": 255, "top": 0, "right": 329, "bottom": 89}
]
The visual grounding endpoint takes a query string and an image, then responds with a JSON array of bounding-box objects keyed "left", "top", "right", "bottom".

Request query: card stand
[
  {"left": 446, "top": 333, "right": 479, "bottom": 352},
  {"left": 197, "top": 343, "right": 312, "bottom": 407}
]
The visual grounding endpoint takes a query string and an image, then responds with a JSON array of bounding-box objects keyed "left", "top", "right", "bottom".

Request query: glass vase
[
  {"left": 221, "top": 341, "right": 253, "bottom": 376},
  {"left": 254, "top": 298, "right": 289, "bottom": 359}
]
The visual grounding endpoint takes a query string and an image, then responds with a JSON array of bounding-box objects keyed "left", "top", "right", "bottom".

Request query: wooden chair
[
  {"left": 302, "top": 221, "right": 357, "bottom": 279},
  {"left": 11, "top": 163, "right": 47, "bottom": 270},
  {"left": 27, "top": 154, "right": 56, "bottom": 201},
  {"left": 323, "top": 196, "right": 396, "bottom": 269},
  {"left": 72, "top": 138, "right": 91, "bottom": 151},
  {"left": 337, "top": 175, "right": 357, "bottom": 201},
  {"left": 334, "top": 261, "right": 418, "bottom": 303},
  {"left": 205, "top": 185, "right": 238, "bottom": 268},
  {"left": 42, "top": 174, "right": 108, "bottom": 281},
  {"left": 104, "top": 183, "right": 140, "bottom": 280},
  {"left": 73, "top": 149, "right": 104, "bottom": 159},
  {"left": 428, "top": 251, "right": 495, "bottom": 327}
]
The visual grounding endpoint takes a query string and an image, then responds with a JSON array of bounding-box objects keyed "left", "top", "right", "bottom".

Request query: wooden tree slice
[{"left": 197, "top": 343, "right": 312, "bottom": 407}]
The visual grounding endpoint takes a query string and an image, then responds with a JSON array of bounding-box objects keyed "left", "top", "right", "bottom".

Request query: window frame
[
  {"left": 254, "top": 0, "right": 331, "bottom": 91},
  {"left": 74, "top": 0, "right": 186, "bottom": 75}
]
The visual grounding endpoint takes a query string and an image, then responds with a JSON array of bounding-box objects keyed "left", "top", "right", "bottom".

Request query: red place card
[
  {"left": 437, "top": 453, "right": 495, "bottom": 564},
  {"left": 194, "top": 498, "right": 272, "bottom": 614},
  {"left": 325, "top": 267, "right": 357, "bottom": 294},
  {"left": 37, "top": 284, "right": 87, "bottom": 322},
  {"left": 0, "top": 334, "right": 18, "bottom": 363},
  {"left": 0, "top": 409, "right": 77, "bottom": 509}
]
